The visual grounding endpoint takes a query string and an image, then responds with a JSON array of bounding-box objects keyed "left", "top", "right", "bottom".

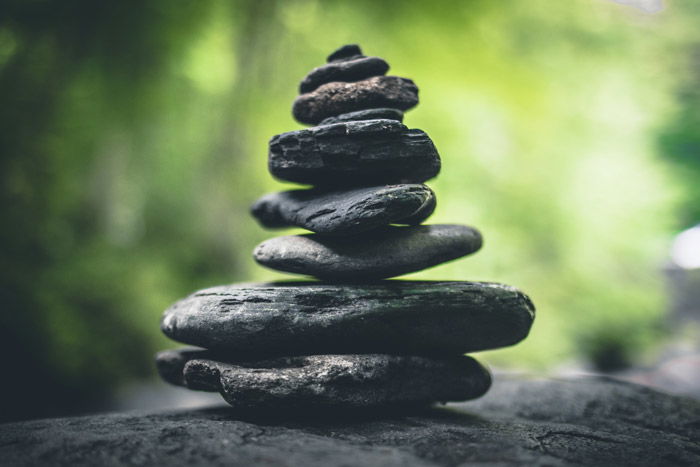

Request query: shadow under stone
[{"left": 191, "top": 402, "right": 487, "bottom": 427}]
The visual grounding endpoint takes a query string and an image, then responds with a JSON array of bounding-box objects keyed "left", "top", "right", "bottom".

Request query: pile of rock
[{"left": 156, "top": 45, "right": 535, "bottom": 411}]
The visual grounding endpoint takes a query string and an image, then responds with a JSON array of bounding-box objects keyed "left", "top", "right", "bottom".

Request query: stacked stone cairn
[{"left": 156, "top": 45, "right": 535, "bottom": 412}]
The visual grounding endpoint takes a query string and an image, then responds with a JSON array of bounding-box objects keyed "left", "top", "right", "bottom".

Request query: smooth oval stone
[
  {"left": 293, "top": 76, "right": 418, "bottom": 125},
  {"left": 327, "top": 44, "right": 363, "bottom": 62},
  {"left": 269, "top": 119, "right": 440, "bottom": 186},
  {"left": 250, "top": 184, "right": 436, "bottom": 235},
  {"left": 319, "top": 108, "right": 404, "bottom": 125},
  {"left": 160, "top": 280, "right": 534, "bottom": 356},
  {"left": 300, "top": 56, "right": 389, "bottom": 93},
  {"left": 155, "top": 349, "right": 492, "bottom": 410},
  {"left": 253, "top": 224, "right": 481, "bottom": 280}
]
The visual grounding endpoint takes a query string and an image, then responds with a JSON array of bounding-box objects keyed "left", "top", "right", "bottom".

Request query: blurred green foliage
[{"left": 1, "top": 0, "right": 699, "bottom": 420}]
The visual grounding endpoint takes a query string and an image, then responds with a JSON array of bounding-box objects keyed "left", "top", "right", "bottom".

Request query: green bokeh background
[{"left": 1, "top": 0, "right": 699, "bottom": 420}]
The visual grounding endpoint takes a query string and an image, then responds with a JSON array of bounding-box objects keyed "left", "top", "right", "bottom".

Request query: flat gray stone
[
  {"left": 319, "top": 108, "right": 404, "bottom": 125},
  {"left": 156, "top": 349, "right": 492, "bottom": 410},
  {"left": 160, "top": 280, "right": 533, "bottom": 356},
  {"left": 3, "top": 376, "right": 699, "bottom": 466},
  {"left": 250, "top": 184, "right": 435, "bottom": 235},
  {"left": 300, "top": 56, "right": 389, "bottom": 93},
  {"left": 253, "top": 224, "right": 481, "bottom": 279},
  {"left": 268, "top": 119, "right": 440, "bottom": 186},
  {"left": 293, "top": 76, "right": 419, "bottom": 124}
]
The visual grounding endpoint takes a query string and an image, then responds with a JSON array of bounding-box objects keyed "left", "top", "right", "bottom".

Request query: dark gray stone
[
  {"left": 293, "top": 76, "right": 419, "bottom": 124},
  {"left": 160, "top": 280, "right": 533, "bottom": 356},
  {"left": 156, "top": 350, "right": 492, "bottom": 410},
  {"left": 268, "top": 119, "right": 440, "bottom": 186},
  {"left": 250, "top": 184, "right": 435, "bottom": 235},
  {"left": 3, "top": 376, "right": 699, "bottom": 466},
  {"left": 319, "top": 108, "right": 404, "bottom": 125},
  {"left": 253, "top": 224, "right": 481, "bottom": 280},
  {"left": 327, "top": 44, "right": 363, "bottom": 62},
  {"left": 300, "top": 56, "right": 389, "bottom": 93},
  {"left": 155, "top": 347, "right": 213, "bottom": 387}
]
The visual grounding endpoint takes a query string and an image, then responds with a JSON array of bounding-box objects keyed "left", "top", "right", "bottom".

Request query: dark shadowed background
[{"left": 2, "top": 0, "right": 700, "bottom": 422}]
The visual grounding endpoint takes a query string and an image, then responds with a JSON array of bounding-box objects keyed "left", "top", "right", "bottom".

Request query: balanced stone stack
[{"left": 156, "top": 45, "right": 535, "bottom": 412}]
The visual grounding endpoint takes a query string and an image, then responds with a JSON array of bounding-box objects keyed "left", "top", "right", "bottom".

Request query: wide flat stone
[
  {"left": 160, "top": 280, "right": 533, "bottom": 356},
  {"left": 268, "top": 119, "right": 440, "bottom": 186},
  {"left": 253, "top": 224, "right": 481, "bottom": 279},
  {"left": 156, "top": 349, "right": 492, "bottom": 410},
  {"left": 299, "top": 56, "right": 389, "bottom": 93},
  {"left": 250, "top": 184, "right": 435, "bottom": 235},
  {"left": 293, "top": 76, "right": 419, "bottom": 124},
  {"left": 3, "top": 376, "right": 698, "bottom": 466},
  {"left": 319, "top": 108, "right": 404, "bottom": 125}
]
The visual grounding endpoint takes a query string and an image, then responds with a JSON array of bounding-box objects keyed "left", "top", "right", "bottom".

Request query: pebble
[
  {"left": 156, "top": 349, "right": 492, "bottom": 410},
  {"left": 293, "top": 76, "right": 418, "bottom": 124},
  {"left": 160, "top": 280, "right": 534, "bottom": 356},
  {"left": 300, "top": 56, "right": 389, "bottom": 93},
  {"left": 327, "top": 44, "right": 363, "bottom": 62},
  {"left": 253, "top": 224, "right": 482, "bottom": 280},
  {"left": 250, "top": 184, "right": 435, "bottom": 235},
  {"left": 269, "top": 119, "right": 440, "bottom": 186}
]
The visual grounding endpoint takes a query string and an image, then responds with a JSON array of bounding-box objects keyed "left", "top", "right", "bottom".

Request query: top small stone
[{"left": 327, "top": 44, "right": 363, "bottom": 62}]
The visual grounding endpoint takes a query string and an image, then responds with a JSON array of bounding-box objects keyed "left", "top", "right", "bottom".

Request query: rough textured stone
[
  {"left": 319, "top": 107, "right": 404, "bottom": 125},
  {"left": 156, "top": 349, "right": 492, "bottom": 410},
  {"left": 253, "top": 224, "right": 481, "bottom": 280},
  {"left": 160, "top": 280, "right": 533, "bottom": 356},
  {"left": 327, "top": 44, "right": 363, "bottom": 62},
  {"left": 268, "top": 119, "right": 440, "bottom": 186},
  {"left": 300, "top": 56, "right": 389, "bottom": 93},
  {"left": 3, "top": 376, "right": 699, "bottom": 466},
  {"left": 250, "top": 184, "right": 435, "bottom": 235},
  {"left": 293, "top": 76, "right": 419, "bottom": 124},
  {"left": 155, "top": 347, "right": 213, "bottom": 387}
]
